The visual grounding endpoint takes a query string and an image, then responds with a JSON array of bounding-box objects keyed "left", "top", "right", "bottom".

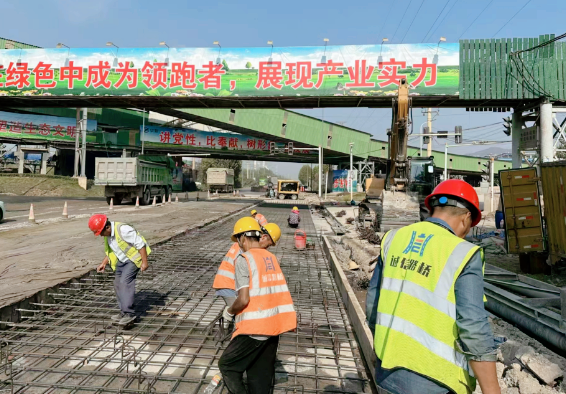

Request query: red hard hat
[
  {"left": 425, "top": 179, "right": 482, "bottom": 227},
  {"left": 88, "top": 214, "right": 108, "bottom": 236}
]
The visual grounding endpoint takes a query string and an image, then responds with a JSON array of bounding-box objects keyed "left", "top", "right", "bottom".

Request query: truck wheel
[
  {"left": 278, "top": 194, "right": 286, "bottom": 200},
  {"left": 141, "top": 188, "right": 151, "bottom": 206},
  {"left": 291, "top": 194, "right": 298, "bottom": 200},
  {"left": 114, "top": 195, "right": 123, "bottom": 205}
]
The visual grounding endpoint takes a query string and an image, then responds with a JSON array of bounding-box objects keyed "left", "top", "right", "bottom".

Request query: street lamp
[
  {"left": 159, "top": 41, "right": 170, "bottom": 66},
  {"left": 321, "top": 38, "right": 329, "bottom": 64},
  {"left": 349, "top": 143, "right": 354, "bottom": 203},
  {"left": 267, "top": 40, "right": 274, "bottom": 64},
  {"left": 56, "top": 43, "right": 70, "bottom": 67},
  {"left": 433, "top": 37, "right": 446, "bottom": 65},
  {"left": 378, "top": 37, "right": 388, "bottom": 64},
  {"left": 106, "top": 42, "right": 119, "bottom": 68},
  {"left": 213, "top": 41, "right": 221, "bottom": 65}
]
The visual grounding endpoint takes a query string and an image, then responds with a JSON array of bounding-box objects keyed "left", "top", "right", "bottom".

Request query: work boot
[
  {"left": 111, "top": 313, "right": 124, "bottom": 322},
  {"left": 117, "top": 314, "right": 136, "bottom": 326}
]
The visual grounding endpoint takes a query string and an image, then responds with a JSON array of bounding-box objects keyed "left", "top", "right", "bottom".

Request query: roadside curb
[{"left": 321, "top": 235, "right": 377, "bottom": 382}]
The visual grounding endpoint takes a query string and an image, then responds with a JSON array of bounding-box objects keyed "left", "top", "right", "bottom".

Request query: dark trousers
[
  {"left": 287, "top": 220, "right": 299, "bottom": 228},
  {"left": 219, "top": 335, "right": 280, "bottom": 394},
  {"left": 114, "top": 260, "right": 139, "bottom": 316}
]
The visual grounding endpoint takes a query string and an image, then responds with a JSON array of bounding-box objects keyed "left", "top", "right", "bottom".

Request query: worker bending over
[
  {"left": 89, "top": 214, "right": 150, "bottom": 326},
  {"left": 288, "top": 206, "right": 300, "bottom": 228},
  {"left": 219, "top": 218, "right": 296, "bottom": 394},
  {"left": 366, "top": 180, "right": 500, "bottom": 394},
  {"left": 250, "top": 209, "right": 267, "bottom": 226},
  {"left": 212, "top": 220, "right": 281, "bottom": 306}
]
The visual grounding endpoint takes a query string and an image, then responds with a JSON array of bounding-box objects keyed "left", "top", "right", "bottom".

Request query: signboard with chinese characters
[
  {"left": 333, "top": 169, "right": 358, "bottom": 193},
  {"left": 141, "top": 125, "right": 270, "bottom": 151},
  {"left": 0, "top": 44, "right": 459, "bottom": 98},
  {"left": 0, "top": 110, "right": 97, "bottom": 142}
]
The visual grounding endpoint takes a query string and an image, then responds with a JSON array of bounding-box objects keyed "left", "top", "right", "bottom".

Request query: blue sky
[{"left": 3, "top": 0, "right": 565, "bottom": 177}]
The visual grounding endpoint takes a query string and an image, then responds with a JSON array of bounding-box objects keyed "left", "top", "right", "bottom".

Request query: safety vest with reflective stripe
[
  {"left": 104, "top": 222, "right": 152, "bottom": 271},
  {"left": 233, "top": 249, "right": 297, "bottom": 338},
  {"left": 374, "top": 221, "right": 481, "bottom": 394},
  {"left": 212, "top": 242, "right": 241, "bottom": 289},
  {"left": 254, "top": 213, "right": 268, "bottom": 227}
]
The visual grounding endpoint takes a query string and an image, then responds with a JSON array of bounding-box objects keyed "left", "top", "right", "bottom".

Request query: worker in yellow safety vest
[
  {"left": 219, "top": 217, "right": 296, "bottom": 394},
  {"left": 212, "top": 219, "right": 282, "bottom": 306},
  {"left": 366, "top": 180, "right": 501, "bottom": 394},
  {"left": 88, "top": 214, "right": 151, "bottom": 327},
  {"left": 250, "top": 209, "right": 268, "bottom": 226}
]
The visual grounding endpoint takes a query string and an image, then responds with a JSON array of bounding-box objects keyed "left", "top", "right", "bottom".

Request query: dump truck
[
  {"left": 95, "top": 155, "right": 175, "bottom": 205},
  {"left": 277, "top": 180, "right": 300, "bottom": 200},
  {"left": 206, "top": 168, "right": 235, "bottom": 193}
]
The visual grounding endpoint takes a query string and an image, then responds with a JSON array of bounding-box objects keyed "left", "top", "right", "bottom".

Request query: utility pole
[
  {"left": 490, "top": 156, "right": 495, "bottom": 213},
  {"left": 427, "top": 108, "right": 432, "bottom": 156},
  {"left": 80, "top": 108, "right": 87, "bottom": 178},
  {"left": 74, "top": 108, "right": 80, "bottom": 177},
  {"left": 349, "top": 143, "right": 354, "bottom": 202}
]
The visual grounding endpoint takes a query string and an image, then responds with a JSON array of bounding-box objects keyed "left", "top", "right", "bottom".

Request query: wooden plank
[
  {"left": 473, "top": 39, "right": 481, "bottom": 98},
  {"left": 495, "top": 39, "right": 502, "bottom": 99},
  {"left": 490, "top": 39, "right": 497, "bottom": 100},
  {"left": 516, "top": 38, "right": 523, "bottom": 99},
  {"left": 464, "top": 40, "right": 468, "bottom": 98},
  {"left": 480, "top": 39, "right": 486, "bottom": 99}
]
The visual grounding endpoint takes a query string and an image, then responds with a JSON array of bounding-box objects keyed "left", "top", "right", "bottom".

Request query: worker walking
[
  {"left": 212, "top": 220, "right": 281, "bottom": 306},
  {"left": 250, "top": 209, "right": 267, "bottom": 226},
  {"left": 88, "top": 214, "right": 151, "bottom": 326},
  {"left": 366, "top": 180, "right": 500, "bottom": 394},
  {"left": 287, "top": 206, "right": 300, "bottom": 228},
  {"left": 219, "top": 218, "right": 296, "bottom": 394}
]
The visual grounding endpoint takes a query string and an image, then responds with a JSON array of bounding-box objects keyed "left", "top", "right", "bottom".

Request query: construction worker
[
  {"left": 366, "top": 180, "right": 500, "bottom": 394},
  {"left": 88, "top": 214, "right": 151, "bottom": 326},
  {"left": 250, "top": 209, "right": 267, "bottom": 226},
  {"left": 212, "top": 220, "right": 281, "bottom": 306},
  {"left": 287, "top": 206, "right": 300, "bottom": 228},
  {"left": 219, "top": 218, "right": 296, "bottom": 394}
]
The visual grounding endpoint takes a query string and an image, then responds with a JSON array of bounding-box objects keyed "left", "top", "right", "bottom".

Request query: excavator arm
[{"left": 387, "top": 77, "right": 411, "bottom": 190}]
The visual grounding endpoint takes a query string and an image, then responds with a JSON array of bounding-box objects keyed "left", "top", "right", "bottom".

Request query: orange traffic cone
[
  {"left": 109, "top": 198, "right": 114, "bottom": 211},
  {"left": 207, "top": 190, "right": 210, "bottom": 199},
  {"left": 29, "top": 204, "right": 35, "bottom": 223},
  {"left": 175, "top": 195, "right": 179, "bottom": 203},
  {"left": 168, "top": 194, "right": 172, "bottom": 204},
  {"left": 152, "top": 196, "right": 157, "bottom": 207},
  {"left": 233, "top": 190, "right": 236, "bottom": 196},
  {"left": 135, "top": 196, "right": 140, "bottom": 209},
  {"left": 62, "top": 201, "right": 68, "bottom": 218}
]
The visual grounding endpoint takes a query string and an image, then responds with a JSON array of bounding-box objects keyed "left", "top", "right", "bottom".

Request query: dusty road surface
[{"left": 0, "top": 199, "right": 256, "bottom": 309}]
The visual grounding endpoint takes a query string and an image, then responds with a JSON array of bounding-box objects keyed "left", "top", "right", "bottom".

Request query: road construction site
[{"left": 0, "top": 201, "right": 371, "bottom": 393}]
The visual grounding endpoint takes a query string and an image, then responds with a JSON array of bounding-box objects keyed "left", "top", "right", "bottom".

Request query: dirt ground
[
  {"left": 0, "top": 174, "right": 105, "bottom": 197},
  {"left": 0, "top": 199, "right": 254, "bottom": 309}
]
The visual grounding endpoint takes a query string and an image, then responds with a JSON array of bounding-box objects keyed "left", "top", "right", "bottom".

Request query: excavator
[{"left": 358, "top": 77, "right": 436, "bottom": 233}]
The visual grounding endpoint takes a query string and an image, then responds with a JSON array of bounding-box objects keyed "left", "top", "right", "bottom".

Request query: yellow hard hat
[
  {"left": 292, "top": 206, "right": 298, "bottom": 211},
  {"left": 232, "top": 217, "right": 262, "bottom": 241},
  {"left": 250, "top": 209, "right": 257, "bottom": 215},
  {"left": 262, "top": 223, "right": 282, "bottom": 245}
]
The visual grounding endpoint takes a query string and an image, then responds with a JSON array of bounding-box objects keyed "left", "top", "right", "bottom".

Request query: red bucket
[{"left": 295, "top": 230, "right": 307, "bottom": 250}]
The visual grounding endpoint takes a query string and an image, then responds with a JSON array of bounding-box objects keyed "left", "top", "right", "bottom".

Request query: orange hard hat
[
  {"left": 425, "top": 179, "right": 481, "bottom": 227},
  {"left": 88, "top": 214, "right": 108, "bottom": 236}
]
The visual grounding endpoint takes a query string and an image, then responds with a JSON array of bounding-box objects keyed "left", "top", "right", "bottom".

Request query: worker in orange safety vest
[
  {"left": 250, "top": 209, "right": 267, "bottom": 226},
  {"left": 212, "top": 219, "right": 281, "bottom": 306},
  {"left": 218, "top": 217, "right": 296, "bottom": 394}
]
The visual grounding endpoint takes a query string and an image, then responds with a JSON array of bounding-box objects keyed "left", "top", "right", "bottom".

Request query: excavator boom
[{"left": 387, "top": 77, "right": 411, "bottom": 190}]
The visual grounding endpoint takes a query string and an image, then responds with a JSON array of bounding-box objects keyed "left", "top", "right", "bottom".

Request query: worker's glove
[{"left": 222, "top": 306, "right": 234, "bottom": 329}]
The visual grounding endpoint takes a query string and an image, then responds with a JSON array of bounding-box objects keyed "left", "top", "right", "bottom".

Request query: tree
[
  {"left": 245, "top": 62, "right": 252, "bottom": 69},
  {"left": 222, "top": 59, "right": 230, "bottom": 72},
  {"left": 298, "top": 165, "right": 313, "bottom": 186},
  {"left": 199, "top": 158, "right": 242, "bottom": 188},
  {"left": 130, "top": 61, "right": 134, "bottom": 67}
]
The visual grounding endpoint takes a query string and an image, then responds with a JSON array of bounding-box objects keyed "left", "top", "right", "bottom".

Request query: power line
[
  {"left": 421, "top": 0, "right": 450, "bottom": 43},
  {"left": 491, "top": 0, "right": 532, "bottom": 37},
  {"left": 391, "top": 0, "right": 414, "bottom": 42},
  {"left": 376, "top": 1, "right": 395, "bottom": 42},
  {"left": 426, "top": 0, "right": 458, "bottom": 42},
  {"left": 401, "top": 0, "right": 426, "bottom": 43},
  {"left": 458, "top": 0, "right": 494, "bottom": 40}
]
